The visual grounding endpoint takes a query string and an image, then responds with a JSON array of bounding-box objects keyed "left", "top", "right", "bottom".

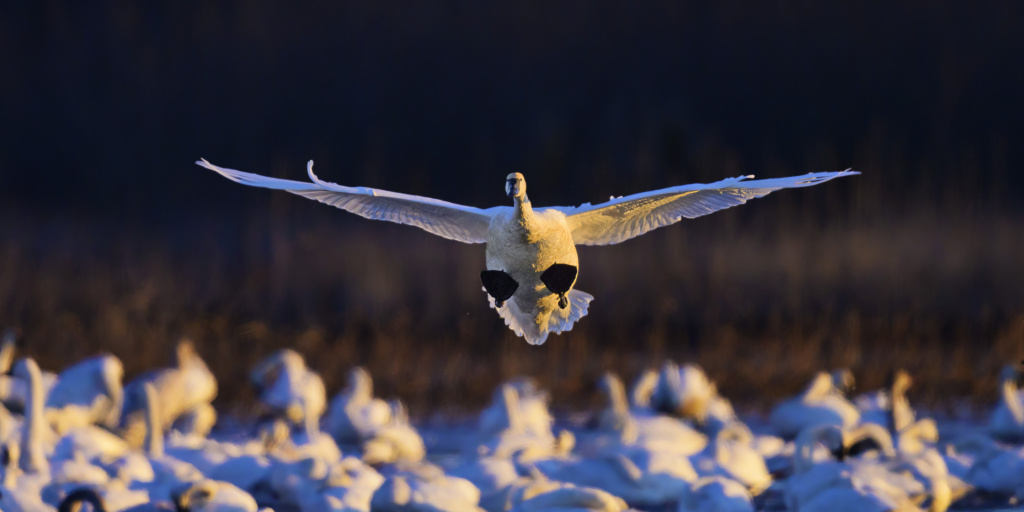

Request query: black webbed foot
[
  {"left": 540, "top": 263, "right": 577, "bottom": 295},
  {"left": 541, "top": 263, "right": 577, "bottom": 310},
  {"left": 481, "top": 270, "right": 518, "bottom": 308}
]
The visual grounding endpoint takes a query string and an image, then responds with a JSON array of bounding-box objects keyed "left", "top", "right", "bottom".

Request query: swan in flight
[{"left": 198, "top": 159, "right": 858, "bottom": 345}]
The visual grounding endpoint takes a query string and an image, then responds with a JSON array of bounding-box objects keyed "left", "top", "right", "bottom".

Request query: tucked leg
[
  {"left": 481, "top": 270, "right": 519, "bottom": 308},
  {"left": 540, "top": 263, "right": 577, "bottom": 309}
]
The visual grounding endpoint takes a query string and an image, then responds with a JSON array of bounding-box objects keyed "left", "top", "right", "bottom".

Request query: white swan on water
[{"left": 198, "top": 159, "right": 857, "bottom": 345}]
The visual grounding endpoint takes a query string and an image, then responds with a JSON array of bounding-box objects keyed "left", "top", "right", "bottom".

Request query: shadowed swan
[
  {"left": 249, "top": 349, "right": 327, "bottom": 440},
  {"left": 769, "top": 371, "right": 860, "bottom": 439},
  {"left": 324, "top": 367, "right": 392, "bottom": 444},
  {"left": 120, "top": 341, "right": 218, "bottom": 446},
  {"left": 45, "top": 354, "right": 124, "bottom": 434},
  {"left": 989, "top": 361, "right": 1024, "bottom": 442},
  {"left": 856, "top": 369, "right": 916, "bottom": 435},
  {"left": 677, "top": 476, "right": 754, "bottom": 512},
  {"left": 787, "top": 424, "right": 936, "bottom": 511},
  {"left": 596, "top": 373, "right": 707, "bottom": 457},
  {"left": 198, "top": 159, "right": 857, "bottom": 345},
  {"left": 479, "top": 378, "right": 553, "bottom": 440}
]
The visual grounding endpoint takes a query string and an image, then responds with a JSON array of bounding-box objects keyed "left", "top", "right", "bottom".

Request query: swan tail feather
[{"left": 487, "top": 289, "right": 593, "bottom": 346}]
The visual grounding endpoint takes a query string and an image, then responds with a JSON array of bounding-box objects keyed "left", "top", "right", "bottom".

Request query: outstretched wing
[
  {"left": 553, "top": 171, "right": 858, "bottom": 246},
  {"left": 198, "top": 159, "right": 498, "bottom": 243}
]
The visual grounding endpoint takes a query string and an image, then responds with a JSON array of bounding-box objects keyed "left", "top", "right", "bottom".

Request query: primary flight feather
[{"left": 198, "top": 159, "right": 857, "bottom": 345}]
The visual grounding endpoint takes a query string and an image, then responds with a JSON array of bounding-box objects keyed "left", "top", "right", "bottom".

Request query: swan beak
[{"left": 506, "top": 179, "right": 519, "bottom": 198}]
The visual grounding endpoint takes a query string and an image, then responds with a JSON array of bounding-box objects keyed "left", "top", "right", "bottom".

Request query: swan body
[
  {"left": 596, "top": 373, "right": 707, "bottom": 457},
  {"left": 650, "top": 362, "right": 716, "bottom": 420},
  {"left": 507, "top": 485, "right": 628, "bottom": 512},
  {"left": 121, "top": 341, "right": 218, "bottom": 445},
  {"left": 250, "top": 349, "right": 327, "bottom": 439},
  {"left": 856, "top": 369, "right": 915, "bottom": 435},
  {"left": 963, "top": 440, "right": 1024, "bottom": 497},
  {"left": 786, "top": 424, "right": 929, "bottom": 511},
  {"left": 770, "top": 372, "right": 860, "bottom": 439},
  {"left": 447, "top": 457, "right": 534, "bottom": 512},
  {"left": 370, "top": 465, "right": 484, "bottom": 512},
  {"left": 989, "top": 363, "right": 1024, "bottom": 442},
  {"left": 537, "top": 449, "right": 697, "bottom": 506},
  {"left": 199, "top": 159, "right": 857, "bottom": 345},
  {"left": 692, "top": 423, "right": 771, "bottom": 495},
  {"left": 308, "top": 456, "right": 385, "bottom": 512},
  {"left": 172, "top": 479, "right": 258, "bottom": 512},
  {"left": 472, "top": 384, "right": 571, "bottom": 463},
  {"left": 45, "top": 354, "right": 124, "bottom": 434},
  {"left": 324, "top": 367, "right": 393, "bottom": 444},
  {"left": 479, "top": 378, "right": 553, "bottom": 440},
  {"left": 677, "top": 476, "right": 754, "bottom": 512}
]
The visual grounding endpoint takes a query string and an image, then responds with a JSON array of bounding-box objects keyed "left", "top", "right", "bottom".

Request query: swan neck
[
  {"left": 845, "top": 424, "right": 896, "bottom": 458},
  {"left": 19, "top": 359, "right": 48, "bottom": 474},
  {"left": 352, "top": 370, "right": 373, "bottom": 401},
  {"left": 0, "top": 335, "right": 14, "bottom": 374},
  {"left": 631, "top": 371, "right": 657, "bottom": 408},
  {"left": 803, "top": 373, "right": 834, "bottom": 401},
  {"left": 501, "top": 385, "right": 523, "bottom": 432},
  {"left": 1002, "top": 378, "right": 1024, "bottom": 425},
  {"left": 606, "top": 377, "right": 630, "bottom": 418},
  {"left": 513, "top": 196, "right": 532, "bottom": 216},
  {"left": 144, "top": 383, "right": 164, "bottom": 458},
  {"left": 929, "top": 473, "right": 952, "bottom": 512},
  {"left": 102, "top": 363, "right": 124, "bottom": 428}
]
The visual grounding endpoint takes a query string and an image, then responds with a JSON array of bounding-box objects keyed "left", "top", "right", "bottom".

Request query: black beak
[
  {"left": 832, "top": 443, "right": 848, "bottom": 462},
  {"left": 506, "top": 179, "right": 517, "bottom": 198}
]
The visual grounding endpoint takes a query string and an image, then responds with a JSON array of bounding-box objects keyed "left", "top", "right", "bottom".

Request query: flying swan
[{"left": 197, "top": 159, "right": 857, "bottom": 345}]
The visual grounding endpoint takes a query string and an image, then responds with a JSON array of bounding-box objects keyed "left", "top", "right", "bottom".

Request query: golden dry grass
[{"left": 2, "top": 206, "right": 1021, "bottom": 419}]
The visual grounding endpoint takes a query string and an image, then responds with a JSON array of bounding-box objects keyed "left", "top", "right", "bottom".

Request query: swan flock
[
  {"left": 4, "top": 327, "right": 1022, "bottom": 512},
  {"left": 198, "top": 159, "right": 857, "bottom": 345}
]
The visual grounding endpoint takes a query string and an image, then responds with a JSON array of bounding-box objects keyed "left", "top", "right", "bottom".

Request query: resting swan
[
  {"left": 989, "top": 361, "right": 1024, "bottom": 442},
  {"left": 198, "top": 159, "right": 857, "bottom": 345}
]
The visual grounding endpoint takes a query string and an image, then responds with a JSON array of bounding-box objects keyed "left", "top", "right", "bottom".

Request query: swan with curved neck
[
  {"left": 200, "top": 159, "right": 856, "bottom": 345},
  {"left": 595, "top": 373, "right": 706, "bottom": 457},
  {"left": 630, "top": 370, "right": 659, "bottom": 409},
  {"left": 479, "top": 378, "right": 553, "bottom": 440},
  {"left": 598, "top": 373, "right": 637, "bottom": 444},
  {"left": 698, "top": 423, "right": 771, "bottom": 494},
  {"left": 250, "top": 349, "right": 326, "bottom": 441},
  {"left": 990, "top": 361, "right": 1024, "bottom": 441},
  {"left": 770, "top": 371, "right": 860, "bottom": 439},
  {"left": 888, "top": 369, "right": 914, "bottom": 433}
]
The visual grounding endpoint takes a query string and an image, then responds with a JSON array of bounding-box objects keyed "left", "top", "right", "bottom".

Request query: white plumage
[{"left": 198, "top": 159, "right": 857, "bottom": 345}]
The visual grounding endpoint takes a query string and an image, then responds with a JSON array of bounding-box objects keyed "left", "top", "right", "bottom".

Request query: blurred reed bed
[{"left": 1, "top": 203, "right": 1021, "bottom": 419}]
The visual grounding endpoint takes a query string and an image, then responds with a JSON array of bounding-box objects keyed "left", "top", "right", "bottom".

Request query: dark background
[{"left": 1, "top": 1, "right": 1022, "bottom": 415}]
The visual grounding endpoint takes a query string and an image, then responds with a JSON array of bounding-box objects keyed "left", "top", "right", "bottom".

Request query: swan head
[
  {"left": 505, "top": 173, "right": 526, "bottom": 201},
  {"left": 886, "top": 369, "right": 912, "bottom": 394},
  {"left": 1001, "top": 361, "right": 1024, "bottom": 384},
  {"left": 831, "top": 368, "right": 855, "bottom": 395},
  {"left": 794, "top": 425, "right": 846, "bottom": 473}
]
